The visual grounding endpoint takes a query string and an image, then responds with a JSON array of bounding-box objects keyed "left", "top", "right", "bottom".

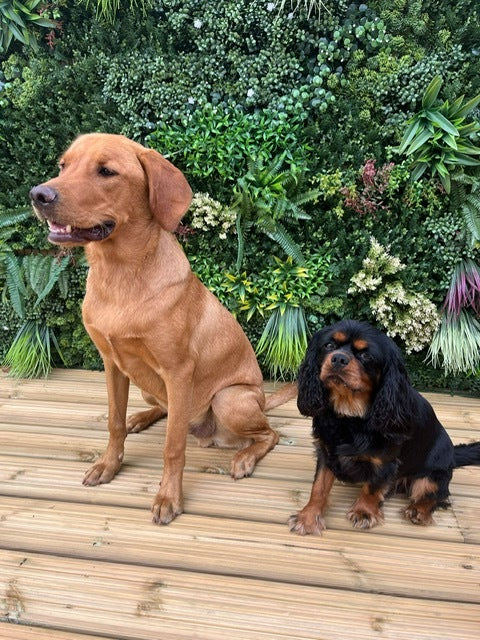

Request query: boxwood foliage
[{"left": 0, "top": 0, "right": 479, "bottom": 388}]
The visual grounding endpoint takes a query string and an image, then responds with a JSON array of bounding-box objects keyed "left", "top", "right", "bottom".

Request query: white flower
[
  {"left": 266, "top": 2, "right": 276, "bottom": 11},
  {"left": 187, "top": 97, "right": 195, "bottom": 104},
  {"left": 247, "top": 88, "right": 255, "bottom": 98},
  {"left": 193, "top": 18, "right": 203, "bottom": 28}
]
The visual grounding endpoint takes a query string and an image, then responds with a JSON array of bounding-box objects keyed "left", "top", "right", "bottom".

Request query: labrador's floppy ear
[{"left": 139, "top": 149, "right": 192, "bottom": 231}]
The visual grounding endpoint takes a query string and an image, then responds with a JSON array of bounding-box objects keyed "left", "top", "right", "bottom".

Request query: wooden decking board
[
  {"left": 0, "top": 626, "right": 113, "bottom": 640},
  {"left": 1, "top": 550, "right": 480, "bottom": 640},
  {"left": 1, "top": 369, "right": 480, "bottom": 639},
  {"left": 0, "top": 455, "right": 474, "bottom": 545},
  {"left": 1, "top": 495, "right": 479, "bottom": 602}
]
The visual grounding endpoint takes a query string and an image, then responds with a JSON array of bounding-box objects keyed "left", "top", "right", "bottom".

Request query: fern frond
[
  {"left": 257, "top": 219, "right": 306, "bottom": 265},
  {"left": 4, "top": 253, "right": 26, "bottom": 319},
  {"left": 290, "top": 188, "right": 321, "bottom": 206},
  {"left": 461, "top": 198, "right": 480, "bottom": 241},
  {"left": 235, "top": 212, "right": 245, "bottom": 272},
  {"left": 0, "top": 208, "right": 30, "bottom": 231},
  {"left": 35, "top": 255, "right": 71, "bottom": 306},
  {"left": 23, "top": 254, "right": 49, "bottom": 295}
]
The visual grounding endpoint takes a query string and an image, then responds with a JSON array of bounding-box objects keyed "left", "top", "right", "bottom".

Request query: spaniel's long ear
[
  {"left": 367, "top": 339, "right": 413, "bottom": 439},
  {"left": 139, "top": 149, "right": 192, "bottom": 231},
  {"left": 297, "top": 331, "right": 328, "bottom": 417}
]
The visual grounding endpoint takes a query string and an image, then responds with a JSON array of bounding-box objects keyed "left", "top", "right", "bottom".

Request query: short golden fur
[{"left": 30, "top": 133, "right": 296, "bottom": 524}]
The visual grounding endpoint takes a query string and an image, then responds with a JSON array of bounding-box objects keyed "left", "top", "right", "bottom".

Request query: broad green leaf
[
  {"left": 405, "top": 129, "right": 433, "bottom": 155},
  {"left": 424, "top": 110, "right": 459, "bottom": 136},
  {"left": 438, "top": 171, "right": 451, "bottom": 193},
  {"left": 434, "top": 160, "right": 449, "bottom": 177},
  {"left": 450, "top": 94, "right": 480, "bottom": 119},
  {"left": 456, "top": 140, "right": 480, "bottom": 155},
  {"left": 442, "top": 133, "right": 458, "bottom": 150},
  {"left": 396, "top": 119, "right": 421, "bottom": 154},
  {"left": 410, "top": 163, "right": 428, "bottom": 181},
  {"left": 422, "top": 76, "right": 443, "bottom": 109},
  {"left": 457, "top": 122, "right": 480, "bottom": 136},
  {"left": 451, "top": 153, "right": 480, "bottom": 167}
]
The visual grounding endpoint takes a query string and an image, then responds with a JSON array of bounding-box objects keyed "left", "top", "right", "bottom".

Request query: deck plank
[
  {"left": 1, "top": 550, "right": 479, "bottom": 640},
  {"left": 1, "top": 369, "right": 480, "bottom": 639}
]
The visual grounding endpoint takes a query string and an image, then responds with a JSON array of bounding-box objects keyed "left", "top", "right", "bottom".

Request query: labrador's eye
[{"left": 98, "top": 166, "right": 117, "bottom": 177}]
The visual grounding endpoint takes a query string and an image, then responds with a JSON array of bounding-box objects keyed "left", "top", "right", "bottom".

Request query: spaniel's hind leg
[
  {"left": 127, "top": 391, "right": 167, "bottom": 433},
  {"left": 403, "top": 474, "right": 451, "bottom": 525}
]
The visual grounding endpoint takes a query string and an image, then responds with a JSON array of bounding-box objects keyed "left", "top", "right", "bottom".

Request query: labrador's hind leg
[
  {"left": 127, "top": 391, "right": 167, "bottom": 433},
  {"left": 212, "top": 385, "right": 279, "bottom": 479}
]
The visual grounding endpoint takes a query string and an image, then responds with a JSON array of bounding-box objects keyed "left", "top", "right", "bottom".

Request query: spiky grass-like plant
[
  {"left": 428, "top": 311, "right": 480, "bottom": 375},
  {"left": 256, "top": 305, "right": 309, "bottom": 379},
  {"left": 82, "top": 0, "right": 153, "bottom": 23},
  {"left": 444, "top": 258, "right": 480, "bottom": 316},
  {"left": 274, "top": 1, "right": 328, "bottom": 19},
  {"left": 3, "top": 321, "right": 64, "bottom": 378}
]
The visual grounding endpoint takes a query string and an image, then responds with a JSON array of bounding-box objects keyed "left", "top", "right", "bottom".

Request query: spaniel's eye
[
  {"left": 324, "top": 341, "right": 336, "bottom": 351},
  {"left": 98, "top": 166, "right": 117, "bottom": 177},
  {"left": 357, "top": 351, "right": 371, "bottom": 363}
]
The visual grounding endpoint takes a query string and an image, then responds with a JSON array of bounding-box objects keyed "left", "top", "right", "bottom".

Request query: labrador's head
[{"left": 30, "top": 133, "right": 192, "bottom": 246}]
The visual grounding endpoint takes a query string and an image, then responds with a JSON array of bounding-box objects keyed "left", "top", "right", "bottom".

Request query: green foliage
[
  {"left": 0, "top": 0, "right": 479, "bottom": 389},
  {"left": 0, "top": 208, "right": 30, "bottom": 316},
  {"left": 231, "top": 154, "right": 318, "bottom": 269},
  {"left": 147, "top": 105, "right": 309, "bottom": 197},
  {"left": 80, "top": 0, "right": 153, "bottom": 23},
  {"left": 256, "top": 305, "right": 309, "bottom": 379},
  {"left": 451, "top": 169, "right": 480, "bottom": 246},
  {"left": 396, "top": 75, "right": 480, "bottom": 192},
  {"left": 0, "top": 1, "right": 57, "bottom": 53},
  {"left": 429, "top": 310, "right": 480, "bottom": 375},
  {"left": 3, "top": 319, "right": 63, "bottom": 377},
  {"left": 348, "top": 237, "right": 441, "bottom": 352}
]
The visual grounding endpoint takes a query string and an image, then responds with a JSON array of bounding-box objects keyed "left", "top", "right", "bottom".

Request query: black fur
[{"left": 292, "top": 319, "right": 480, "bottom": 532}]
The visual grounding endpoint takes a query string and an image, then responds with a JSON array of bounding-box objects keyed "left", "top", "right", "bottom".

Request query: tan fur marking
[
  {"left": 329, "top": 386, "right": 371, "bottom": 417},
  {"left": 289, "top": 467, "right": 335, "bottom": 535},
  {"left": 410, "top": 477, "right": 438, "bottom": 503},
  {"left": 332, "top": 331, "right": 347, "bottom": 343},
  {"left": 348, "top": 484, "right": 385, "bottom": 529},
  {"left": 353, "top": 339, "right": 368, "bottom": 350}
]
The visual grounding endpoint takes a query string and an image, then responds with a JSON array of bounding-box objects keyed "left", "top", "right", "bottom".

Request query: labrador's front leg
[
  {"left": 151, "top": 371, "right": 193, "bottom": 524},
  {"left": 83, "top": 359, "right": 129, "bottom": 486}
]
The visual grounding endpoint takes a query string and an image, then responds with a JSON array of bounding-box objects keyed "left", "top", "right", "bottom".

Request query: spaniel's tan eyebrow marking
[
  {"left": 353, "top": 339, "right": 368, "bottom": 350},
  {"left": 332, "top": 331, "right": 347, "bottom": 343}
]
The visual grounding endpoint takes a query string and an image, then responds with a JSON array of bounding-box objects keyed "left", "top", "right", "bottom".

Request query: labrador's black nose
[{"left": 30, "top": 185, "right": 58, "bottom": 206}]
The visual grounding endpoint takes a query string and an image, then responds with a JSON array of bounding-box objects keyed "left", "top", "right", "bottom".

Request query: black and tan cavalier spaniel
[{"left": 289, "top": 319, "right": 480, "bottom": 535}]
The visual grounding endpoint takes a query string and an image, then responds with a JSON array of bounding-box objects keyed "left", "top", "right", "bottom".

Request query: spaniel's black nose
[
  {"left": 30, "top": 185, "right": 58, "bottom": 206},
  {"left": 331, "top": 352, "right": 351, "bottom": 368}
]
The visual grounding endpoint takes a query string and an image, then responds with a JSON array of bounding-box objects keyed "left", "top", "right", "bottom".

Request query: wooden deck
[{"left": 0, "top": 369, "right": 479, "bottom": 639}]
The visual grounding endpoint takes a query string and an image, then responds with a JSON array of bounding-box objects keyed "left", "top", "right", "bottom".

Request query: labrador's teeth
[{"left": 65, "top": 225, "right": 72, "bottom": 233}]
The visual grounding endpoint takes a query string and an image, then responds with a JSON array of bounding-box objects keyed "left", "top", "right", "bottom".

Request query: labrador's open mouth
[{"left": 47, "top": 220, "right": 116, "bottom": 244}]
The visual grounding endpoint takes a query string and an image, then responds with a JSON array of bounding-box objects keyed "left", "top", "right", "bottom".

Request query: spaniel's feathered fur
[{"left": 289, "top": 319, "right": 480, "bottom": 535}]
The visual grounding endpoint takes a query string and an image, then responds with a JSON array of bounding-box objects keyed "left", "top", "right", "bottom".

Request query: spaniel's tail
[
  {"left": 453, "top": 442, "right": 480, "bottom": 468},
  {"left": 264, "top": 382, "right": 298, "bottom": 412}
]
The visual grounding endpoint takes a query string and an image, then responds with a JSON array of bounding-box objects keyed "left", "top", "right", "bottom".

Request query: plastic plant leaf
[{"left": 421, "top": 75, "right": 443, "bottom": 110}]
